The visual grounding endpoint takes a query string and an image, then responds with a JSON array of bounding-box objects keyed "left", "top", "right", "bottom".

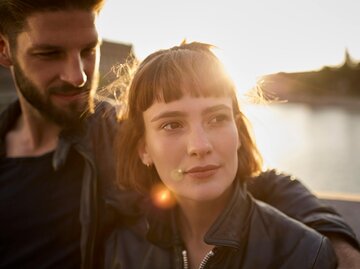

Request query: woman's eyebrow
[
  {"left": 150, "top": 111, "right": 186, "bottom": 122},
  {"left": 202, "top": 104, "right": 232, "bottom": 115},
  {"left": 150, "top": 104, "right": 231, "bottom": 122}
]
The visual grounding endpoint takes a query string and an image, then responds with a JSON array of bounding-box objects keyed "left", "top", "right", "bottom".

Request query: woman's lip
[
  {"left": 186, "top": 165, "right": 220, "bottom": 173},
  {"left": 185, "top": 165, "right": 220, "bottom": 179}
]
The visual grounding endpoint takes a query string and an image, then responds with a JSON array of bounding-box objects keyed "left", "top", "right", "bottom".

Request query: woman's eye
[
  {"left": 162, "top": 122, "right": 182, "bottom": 130},
  {"left": 209, "top": 114, "right": 229, "bottom": 124}
]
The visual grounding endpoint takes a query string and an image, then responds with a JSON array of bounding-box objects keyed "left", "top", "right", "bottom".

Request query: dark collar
[
  {"left": 145, "top": 181, "right": 253, "bottom": 250},
  {"left": 0, "top": 100, "right": 87, "bottom": 168},
  {"left": 0, "top": 100, "right": 21, "bottom": 157}
]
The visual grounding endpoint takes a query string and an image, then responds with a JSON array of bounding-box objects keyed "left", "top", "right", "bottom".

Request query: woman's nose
[{"left": 187, "top": 127, "right": 213, "bottom": 158}]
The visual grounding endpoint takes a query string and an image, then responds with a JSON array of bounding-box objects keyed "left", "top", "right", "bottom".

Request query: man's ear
[
  {"left": 137, "top": 138, "right": 153, "bottom": 166},
  {"left": 0, "top": 34, "right": 13, "bottom": 67}
]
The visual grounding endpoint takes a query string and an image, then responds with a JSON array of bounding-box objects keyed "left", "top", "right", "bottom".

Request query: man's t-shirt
[{"left": 0, "top": 148, "right": 84, "bottom": 269}]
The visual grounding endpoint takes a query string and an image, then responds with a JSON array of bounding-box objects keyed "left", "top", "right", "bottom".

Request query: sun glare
[{"left": 150, "top": 184, "right": 177, "bottom": 209}]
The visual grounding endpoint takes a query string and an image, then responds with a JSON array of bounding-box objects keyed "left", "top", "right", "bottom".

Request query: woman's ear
[
  {"left": 137, "top": 138, "right": 153, "bottom": 166},
  {"left": 235, "top": 114, "right": 242, "bottom": 150},
  {"left": 0, "top": 34, "right": 13, "bottom": 67},
  {"left": 237, "top": 136, "right": 242, "bottom": 150}
]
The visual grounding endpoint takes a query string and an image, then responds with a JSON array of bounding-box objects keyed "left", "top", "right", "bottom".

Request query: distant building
[
  {"left": 0, "top": 40, "right": 134, "bottom": 111},
  {"left": 259, "top": 50, "right": 360, "bottom": 104},
  {"left": 98, "top": 40, "right": 135, "bottom": 87}
]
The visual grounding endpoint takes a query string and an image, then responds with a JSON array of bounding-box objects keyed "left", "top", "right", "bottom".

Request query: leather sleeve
[
  {"left": 247, "top": 169, "right": 360, "bottom": 249},
  {"left": 313, "top": 237, "right": 338, "bottom": 269}
]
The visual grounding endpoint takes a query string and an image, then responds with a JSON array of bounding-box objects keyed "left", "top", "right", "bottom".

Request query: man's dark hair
[{"left": 0, "top": 0, "right": 105, "bottom": 43}]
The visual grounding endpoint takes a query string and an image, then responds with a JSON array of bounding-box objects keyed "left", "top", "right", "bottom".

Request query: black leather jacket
[
  {"left": 106, "top": 180, "right": 338, "bottom": 268},
  {"left": 0, "top": 101, "right": 140, "bottom": 269},
  {"left": 2, "top": 101, "right": 358, "bottom": 268}
]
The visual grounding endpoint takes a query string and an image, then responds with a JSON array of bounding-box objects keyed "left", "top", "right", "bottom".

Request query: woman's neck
[{"left": 175, "top": 186, "right": 234, "bottom": 268}]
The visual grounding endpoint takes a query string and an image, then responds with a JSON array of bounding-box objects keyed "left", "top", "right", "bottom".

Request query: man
[
  {"left": 0, "top": 1, "right": 113, "bottom": 268},
  {"left": 0, "top": 1, "right": 358, "bottom": 268}
]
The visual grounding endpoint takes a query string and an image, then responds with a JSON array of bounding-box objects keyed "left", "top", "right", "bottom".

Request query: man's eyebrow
[
  {"left": 150, "top": 111, "right": 186, "bottom": 122},
  {"left": 85, "top": 39, "right": 102, "bottom": 48},
  {"left": 29, "top": 44, "right": 62, "bottom": 51},
  {"left": 29, "top": 39, "right": 101, "bottom": 51}
]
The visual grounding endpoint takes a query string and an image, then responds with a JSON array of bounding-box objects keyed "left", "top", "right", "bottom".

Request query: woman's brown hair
[{"left": 116, "top": 42, "right": 263, "bottom": 194}]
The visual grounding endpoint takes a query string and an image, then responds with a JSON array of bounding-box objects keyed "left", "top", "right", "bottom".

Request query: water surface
[{"left": 244, "top": 103, "right": 360, "bottom": 196}]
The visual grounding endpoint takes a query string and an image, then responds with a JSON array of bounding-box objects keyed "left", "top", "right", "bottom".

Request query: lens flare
[
  {"left": 150, "top": 184, "right": 177, "bottom": 209},
  {"left": 171, "top": 168, "right": 184, "bottom": 181}
]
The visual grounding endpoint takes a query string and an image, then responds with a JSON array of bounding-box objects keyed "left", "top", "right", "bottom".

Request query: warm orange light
[
  {"left": 150, "top": 184, "right": 177, "bottom": 209},
  {"left": 159, "top": 191, "right": 169, "bottom": 201}
]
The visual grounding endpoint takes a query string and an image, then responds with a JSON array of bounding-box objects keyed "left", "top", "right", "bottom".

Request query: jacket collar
[
  {"left": 0, "top": 100, "right": 21, "bottom": 157},
  {"left": 145, "top": 181, "right": 253, "bottom": 250},
  {"left": 0, "top": 100, "right": 89, "bottom": 169}
]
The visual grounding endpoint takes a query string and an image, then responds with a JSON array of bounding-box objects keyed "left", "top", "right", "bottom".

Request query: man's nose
[
  {"left": 187, "top": 126, "right": 213, "bottom": 158},
  {"left": 60, "top": 54, "right": 87, "bottom": 88}
]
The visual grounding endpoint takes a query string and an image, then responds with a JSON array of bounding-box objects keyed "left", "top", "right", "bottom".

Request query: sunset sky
[
  {"left": 96, "top": 1, "right": 360, "bottom": 195},
  {"left": 98, "top": 0, "right": 360, "bottom": 92}
]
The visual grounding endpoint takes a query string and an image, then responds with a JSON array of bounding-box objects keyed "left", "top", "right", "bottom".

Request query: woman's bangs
[
  {"left": 135, "top": 48, "right": 236, "bottom": 112},
  {"left": 158, "top": 52, "right": 235, "bottom": 102},
  {"left": 189, "top": 60, "right": 235, "bottom": 98}
]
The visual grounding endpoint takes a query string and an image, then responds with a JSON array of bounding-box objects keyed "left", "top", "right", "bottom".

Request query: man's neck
[{"left": 5, "top": 104, "right": 62, "bottom": 157}]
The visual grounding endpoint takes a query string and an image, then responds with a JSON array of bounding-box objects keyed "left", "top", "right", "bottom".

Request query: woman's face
[{"left": 139, "top": 95, "right": 240, "bottom": 202}]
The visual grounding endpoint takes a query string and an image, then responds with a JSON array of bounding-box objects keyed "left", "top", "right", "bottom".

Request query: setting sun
[
  {"left": 97, "top": 0, "right": 360, "bottom": 196},
  {"left": 98, "top": 0, "right": 360, "bottom": 95}
]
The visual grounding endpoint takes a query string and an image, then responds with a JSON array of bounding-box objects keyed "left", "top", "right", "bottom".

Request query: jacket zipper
[
  {"left": 77, "top": 147, "right": 98, "bottom": 269},
  {"left": 182, "top": 249, "right": 215, "bottom": 269}
]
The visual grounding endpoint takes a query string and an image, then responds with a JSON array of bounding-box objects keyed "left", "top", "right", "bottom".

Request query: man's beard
[{"left": 12, "top": 60, "right": 98, "bottom": 129}]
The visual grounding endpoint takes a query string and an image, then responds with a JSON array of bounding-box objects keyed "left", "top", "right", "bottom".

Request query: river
[
  {"left": 1, "top": 100, "right": 359, "bottom": 196},
  {"left": 243, "top": 102, "right": 360, "bottom": 197}
]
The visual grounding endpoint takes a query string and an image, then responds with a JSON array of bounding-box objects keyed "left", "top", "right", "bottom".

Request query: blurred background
[
  {"left": 100, "top": 0, "right": 360, "bottom": 237},
  {"left": 97, "top": 0, "right": 360, "bottom": 197},
  {"left": 1, "top": 0, "right": 359, "bottom": 209}
]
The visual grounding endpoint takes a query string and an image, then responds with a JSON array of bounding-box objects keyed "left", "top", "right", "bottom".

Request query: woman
[{"left": 109, "top": 42, "right": 337, "bottom": 268}]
